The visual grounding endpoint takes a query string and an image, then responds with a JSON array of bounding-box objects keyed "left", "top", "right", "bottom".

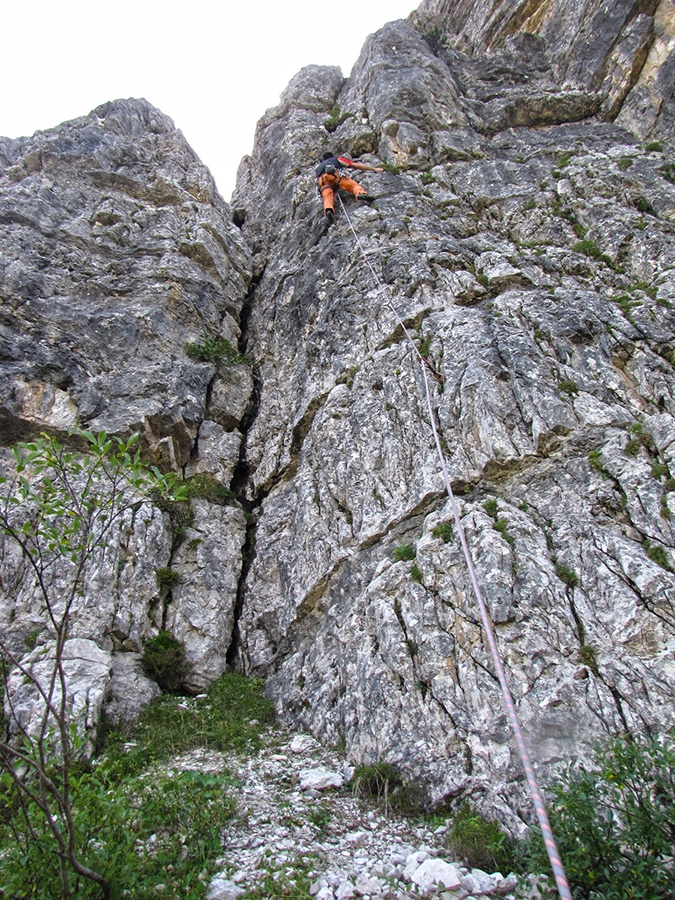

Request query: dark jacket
[{"left": 315, "top": 156, "right": 351, "bottom": 178}]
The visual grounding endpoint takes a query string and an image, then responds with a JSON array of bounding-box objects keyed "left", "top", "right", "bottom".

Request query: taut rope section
[{"left": 336, "top": 195, "right": 572, "bottom": 900}]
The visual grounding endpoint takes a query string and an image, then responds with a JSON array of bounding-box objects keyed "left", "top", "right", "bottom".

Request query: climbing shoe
[
  {"left": 325, "top": 209, "right": 335, "bottom": 225},
  {"left": 359, "top": 194, "right": 376, "bottom": 203}
]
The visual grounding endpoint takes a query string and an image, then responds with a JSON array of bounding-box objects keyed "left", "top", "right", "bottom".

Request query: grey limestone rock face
[
  {"left": 0, "top": 97, "right": 252, "bottom": 465},
  {"left": 414, "top": 0, "right": 675, "bottom": 142},
  {"left": 233, "top": 10, "right": 675, "bottom": 817},
  {"left": 0, "top": 99, "right": 254, "bottom": 730},
  {"left": 2, "top": 0, "right": 675, "bottom": 826}
]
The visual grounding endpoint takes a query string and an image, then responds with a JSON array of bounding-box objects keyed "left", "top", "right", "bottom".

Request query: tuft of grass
[
  {"left": 410, "top": 564, "right": 423, "bottom": 584},
  {"left": 350, "top": 762, "right": 425, "bottom": 815},
  {"left": 184, "top": 473, "right": 235, "bottom": 505},
  {"left": 634, "top": 196, "right": 656, "bottom": 216},
  {"left": 645, "top": 140, "right": 663, "bottom": 152},
  {"left": 578, "top": 644, "right": 599, "bottom": 675},
  {"left": 104, "top": 673, "right": 275, "bottom": 772},
  {"left": 186, "top": 336, "right": 250, "bottom": 366},
  {"left": 558, "top": 379, "right": 578, "bottom": 395},
  {"left": 555, "top": 562, "right": 578, "bottom": 588},
  {"left": 617, "top": 156, "right": 634, "bottom": 170},
  {"left": 432, "top": 522, "right": 453, "bottom": 543},
  {"left": 483, "top": 498, "right": 498, "bottom": 518},
  {"left": 572, "top": 240, "right": 614, "bottom": 268},
  {"left": 392, "top": 543, "right": 416, "bottom": 562},
  {"left": 659, "top": 163, "right": 675, "bottom": 184},
  {"left": 446, "top": 804, "right": 513, "bottom": 873},
  {"left": 492, "top": 518, "right": 514, "bottom": 545},
  {"left": 643, "top": 540, "right": 672, "bottom": 571},
  {"left": 624, "top": 422, "right": 656, "bottom": 457},
  {"left": 652, "top": 462, "right": 670, "bottom": 480},
  {"left": 24, "top": 629, "right": 39, "bottom": 651}
]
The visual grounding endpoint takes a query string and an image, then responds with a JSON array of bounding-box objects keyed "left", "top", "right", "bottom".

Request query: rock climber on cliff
[{"left": 315, "top": 150, "right": 384, "bottom": 225}]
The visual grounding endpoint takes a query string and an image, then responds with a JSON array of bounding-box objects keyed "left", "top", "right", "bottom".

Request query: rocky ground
[{"left": 157, "top": 729, "right": 538, "bottom": 900}]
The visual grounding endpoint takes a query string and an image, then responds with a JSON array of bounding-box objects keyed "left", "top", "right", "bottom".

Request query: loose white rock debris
[{"left": 163, "top": 732, "right": 542, "bottom": 900}]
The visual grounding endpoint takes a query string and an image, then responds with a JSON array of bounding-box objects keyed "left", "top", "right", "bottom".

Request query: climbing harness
[{"left": 337, "top": 194, "right": 573, "bottom": 900}]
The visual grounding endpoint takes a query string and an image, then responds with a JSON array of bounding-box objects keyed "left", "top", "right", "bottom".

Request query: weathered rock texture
[
  {"left": 232, "top": 2, "right": 675, "bottom": 820},
  {"left": 1, "top": 0, "right": 675, "bottom": 825},
  {"left": 0, "top": 99, "right": 253, "bottom": 719}
]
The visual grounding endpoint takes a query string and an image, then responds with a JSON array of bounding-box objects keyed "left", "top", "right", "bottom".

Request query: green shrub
[
  {"left": 578, "top": 643, "right": 599, "bottom": 674},
  {"left": 0, "top": 675, "right": 271, "bottom": 898},
  {"left": 392, "top": 543, "right": 416, "bottom": 562},
  {"left": 447, "top": 804, "right": 513, "bottom": 873},
  {"left": 634, "top": 196, "right": 656, "bottom": 215},
  {"left": 558, "top": 379, "right": 578, "bottom": 395},
  {"left": 155, "top": 567, "right": 181, "bottom": 591},
  {"left": 421, "top": 24, "right": 447, "bottom": 54},
  {"left": 652, "top": 462, "right": 670, "bottom": 480},
  {"left": 646, "top": 141, "right": 663, "bottom": 152},
  {"left": 625, "top": 422, "right": 656, "bottom": 457},
  {"left": 522, "top": 733, "right": 675, "bottom": 900},
  {"left": 186, "top": 336, "right": 250, "bottom": 366},
  {"left": 141, "top": 631, "right": 186, "bottom": 693},
  {"left": 410, "top": 564, "right": 423, "bottom": 583},
  {"left": 617, "top": 156, "right": 634, "bottom": 170}
]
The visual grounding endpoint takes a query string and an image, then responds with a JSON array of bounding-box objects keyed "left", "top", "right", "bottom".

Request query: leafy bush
[
  {"left": 523, "top": 733, "right": 675, "bottom": 900},
  {"left": 141, "top": 631, "right": 186, "bottom": 692},
  {"left": 446, "top": 804, "right": 513, "bottom": 873}
]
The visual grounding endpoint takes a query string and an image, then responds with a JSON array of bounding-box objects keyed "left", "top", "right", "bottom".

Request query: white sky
[{"left": 1, "top": 1, "right": 418, "bottom": 199}]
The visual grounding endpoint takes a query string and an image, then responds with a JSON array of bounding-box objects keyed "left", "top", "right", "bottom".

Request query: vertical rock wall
[
  {"left": 0, "top": 99, "right": 253, "bottom": 721},
  {"left": 233, "top": 10, "right": 675, "bottom": 816}
]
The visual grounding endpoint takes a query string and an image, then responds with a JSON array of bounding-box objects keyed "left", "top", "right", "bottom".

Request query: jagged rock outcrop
[
  {"left": 0, "top": 99, "right": 253, "bottom": 717},
  {"left": 1, "top": 0, "right": 675, "bottom": 826},
  {"left": 231, "top": 5, "right": 675, "bottom": 819}
]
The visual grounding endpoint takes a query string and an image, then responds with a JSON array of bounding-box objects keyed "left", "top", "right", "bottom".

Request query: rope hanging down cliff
[{"left": 336, "top": 193, "right": 573, "bottom": 900}]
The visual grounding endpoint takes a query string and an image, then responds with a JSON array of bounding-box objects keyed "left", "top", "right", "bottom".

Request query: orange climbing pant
[{"left": 317, "top": 172, "right": 366, "bottom": 214}]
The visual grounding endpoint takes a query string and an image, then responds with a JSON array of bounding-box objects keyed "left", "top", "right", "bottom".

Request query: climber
[{"left": 315, "top": 151, "right": 384, "bottom": 225}]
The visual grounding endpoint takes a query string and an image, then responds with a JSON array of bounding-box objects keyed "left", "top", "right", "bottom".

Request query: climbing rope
[{"left": 336, "top": 195, "right": 573, "bottom": 900}]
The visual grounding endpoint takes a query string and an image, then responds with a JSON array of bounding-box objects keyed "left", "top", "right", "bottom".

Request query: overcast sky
[{"left": 1, "top": 1, "right": 418, "bottom": 199}]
